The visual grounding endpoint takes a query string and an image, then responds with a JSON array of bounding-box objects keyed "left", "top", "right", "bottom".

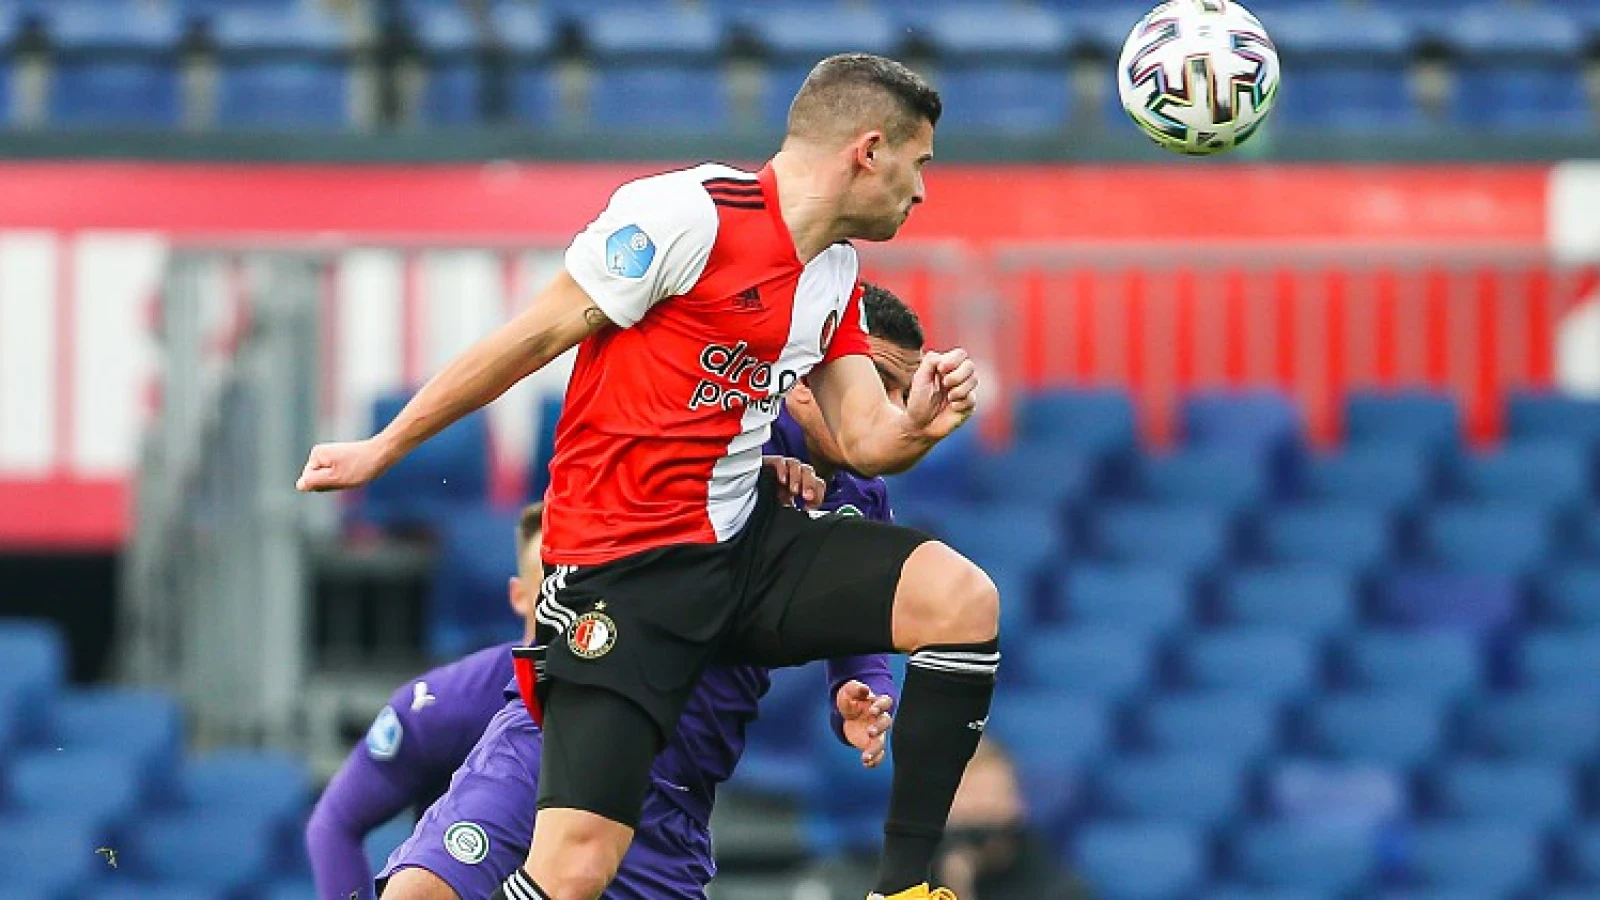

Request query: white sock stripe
[
  {"left": 915, "top": 650, "right": 1002, "bottom": 662},
  {"left": 909, "top": 658, "right": 1001, "bottom": 675},
  {"left": 504, "top": 871, "right": 539, "bottom": 900},
  {"left": 912, "top": 650, "right": 1001, "bottom": 666}
]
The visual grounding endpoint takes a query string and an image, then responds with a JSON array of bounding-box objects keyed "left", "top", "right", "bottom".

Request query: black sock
[
  {"left": 491, "top": 867, "right": 552, "bottom": 900},
  {"left": 874, "top": 638, "right": 1000, "bottom": 896}
]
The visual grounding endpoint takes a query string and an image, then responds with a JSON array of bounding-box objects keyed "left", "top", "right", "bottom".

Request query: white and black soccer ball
[{"left": 1117, "top": 0, "right": 1280, "bottom": 156}]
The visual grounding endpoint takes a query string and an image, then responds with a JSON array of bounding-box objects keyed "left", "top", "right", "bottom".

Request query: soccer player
[
  {"left": 298, "top": 53, "right": 998, "bottom": 900},
  {"left": 377, "top": 283, "right": 922, "bottom": 900}
]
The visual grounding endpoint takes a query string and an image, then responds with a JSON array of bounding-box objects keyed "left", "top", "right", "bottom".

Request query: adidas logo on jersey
[{"left": 733, "top": 286, "right": 764, "bottom": 311}]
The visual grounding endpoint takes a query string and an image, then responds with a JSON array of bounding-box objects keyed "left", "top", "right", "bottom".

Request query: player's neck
[{"left": 769, "top": 150, "right": 846, "bottom": 263}]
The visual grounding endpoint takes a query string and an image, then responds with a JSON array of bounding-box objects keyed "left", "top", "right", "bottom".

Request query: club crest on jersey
[
  {"left": 568, "top": 610, "right": 617, "bottom": 659},
  {"left": 366, "top": 705, "right": 403, "bottom": 761},
  {"left": 444, "top": 822, "right": 489, "bottom": 865},
  {"left": 820, "top": 310, "right": 840, "bottom": 355},
  {"left": 605, "top": 225, "right": 655, "bottom": 279}
]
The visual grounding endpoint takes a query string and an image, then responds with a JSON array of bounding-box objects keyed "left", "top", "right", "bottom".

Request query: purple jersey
[{"left": 307, "top": 643, "right": 515, "bottom": 900}]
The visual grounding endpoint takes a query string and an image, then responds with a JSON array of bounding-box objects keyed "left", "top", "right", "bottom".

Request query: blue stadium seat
[
  {"left": 1448, "top": 440, "right": 1590, "bottom": 510},
  {"left": 51, "top": 688, "right": 183, "bottom": 774},
  {"left": 1016, "top": 389, "right": 1137, "bottom": 456},
  {"left": 760, "top": 62, "right": 812, "bottom": 129},
  {"left": 970, "top": 444, "right": 1094, "bottom": 510},
  {"left": 1419, "top": 506, "right": 1554, "bottom": 574},
  {"left": 526, "top": 393, "right": 562, "bottom": 503},
  {"left": 1095, "top": 754, "right": 1244, "bottom": 826},
  {"left": 0, "top": 620, "right": 66, "bottom": 743},
  {"left": 1303, "top": 693, "right": 1444, "bottom": 766},
  {"left": 1075, "top": 823, "right": 1205, "bottom": 900},
  {"left": 1133, "top": 448, "right": 1268, "bottom": 512},
  {"left": 1577, "top": 511, "right": 1600, "bottom": 561},
  {"left": 1404, "top": 823, "right": 1542, "bottom": 892},
  {"left": 507, "top": 64, "right": 558, "bottom": 126},
  {"left": 1254, "top": 507, "right": 1392, "bottom": 572},
  {"left": 90, "top": 887, "right": 220, "bottom": 900},
  {"left": 1178, "top": 629, "right": 1316, "bottom": 700},
  {"left": 44, "top": 0, "right": 182, "bottom": 52},
  {"left": 1201, "top": 890, "right": 1323, "bottom": 900},
  {"left": 1136, "top": 692, "right": 1280, "bottom": 761},
  {"left": 208, "top": 5, "right": 348, "bottom": 55},
  {"left": 1336, "top": 632, "right": 1481, "bottom": 700},
  {"left": 215, "top": 61, "right": 350, "bottom": 129},
  {"left": 1376, "top": 570, "right": 1518, "bottom": 630},
  {"left": 1452, "top": 66, "right": 1591, "bottom": 131},
  {"left": 1094, "top": 506, "right": 1229, "bottom": 570},
  {"left": 1267, "top": 5, "right": 1414, "bottom": 58},
  {"left": 1430, "top": 761, "right": 1574, "bottom": 827},
  {"left": 1298, "top": 444, "right": 1432, "bottom": 511},
  {"left": 261, "top": 880, "right": 317, "bottom": 900},
  {"left": 1216, "top": 567, "right": 1355, "bottom": 635},
  {"left": 1446, "top": 4, "right": 1584, "bottom": 60},
  {"left": 1180, "top": 391, "right": 1303, "bottom": 454},
  {"left": 919, "top": 5, "right": 1071, "bottom": 61},
  {"left": 0, "top": 814, "right": 105, "bottom": 895},
  {"left": 49, "top": 61, "right": 182, "bottom": 127},
  {"left": 405, "top": 2, "right": 478, "bottom": 55},
  {"left": 578, "top": 5, "right": 723, "bottom": 61},
  {"left": 181, "top": 750, "right": 310, "bottom": 827},
  {"left": 882, "top": 420, "right": 980, "bottom": 506},
  {"left": 1345, "top": 392, "right": 1462, "bottom": 450},
  {"left": 421, "top": 61, "right": 482, "bottom": 126},
  {"left": 741, "top": 5, "right": 898, "bottom": 60},
  {"left": 364, "top": 814, "right": 415, "bottom": 875},
  {"left": 934, "top": 67, "right": 1071, "bottom": 134},
  {"left": 1536, "top": 567, "right": 1600, "bottom": 625},
  {"left": 126, "top": 813, "right": 276, "bottom": 892},
  {"left": 490, "top": 2, "right": 556, "bottom": 58},
  {"left": 1275, "top": 65, "right": 1421, "bottom": 130},
  {"left": 1230, "top": 821, "right": 1377, "bottom": 893},
  {"left": 1507, "top": 392, "right": 1600, "bottom": 447},
  {"left": 1018, "top": 627, "right": 1150, "bottom": 698},
  {"left": 359, "top": 392, "right": 490, "bottom": 532},
  {"left": 1050, "top": 565, "right": 1189, "bottom": 633},
  {"left": 737, "top": 664, "right": 824, "bottom": 797},
  {"left": 1467, "top": 692, "right": 1600, "bottom": 762},
  {"left": 7, "top": 749, "right": 145, "bottom": 828},
  {"left": 590, "top": 66, "right": 729, "bottom": 131},
  {"left": 1560, "top": 825, "right": 1600, "bottom": 886},
  {"left": 934, "top": 503, "right": 1066, "bottom": 582},
  {"left": 1266, "top": 759, "right": 1407, "bottom": 827},
  {"left": 427, "top": 507, "right": 522, "bottom": 658},
  {"left": 1518, "top": 631, "right": 1600, "bottom": 690},
  {"left": 987, "top": 691, "right": 1110, "bottom": 769}
]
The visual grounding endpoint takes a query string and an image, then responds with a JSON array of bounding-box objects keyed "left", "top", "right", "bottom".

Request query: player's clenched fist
[
  {"left": 296, "top": 438, "right": 393, "bottom": 493},
  {"left": 837, "top": 679, "right": 895, "bottom": 768},
  {"left": 906, "top": 347, "right": 978, "bottom": 440}
]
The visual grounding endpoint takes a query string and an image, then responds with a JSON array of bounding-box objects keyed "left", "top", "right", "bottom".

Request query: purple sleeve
[
  {"left": 825, "top": 654, "right": 897, "bottom": 746},
  {"left": 306, "top": 747, "right": 423, "bottom": 900}
]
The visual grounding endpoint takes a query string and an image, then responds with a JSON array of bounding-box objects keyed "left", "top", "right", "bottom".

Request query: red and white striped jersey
[{"left": 543, "top": 162, "right": 870, "bottom": 565}]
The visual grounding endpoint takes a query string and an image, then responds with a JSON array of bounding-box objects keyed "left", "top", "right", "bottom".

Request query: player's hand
[
  {"left": 836, "top": 680, "right": 894, "bottom": 768},
  {"left": 906, "top": 348, "right": 978, "bottom": 441},
  {"left": 296, "top": 438, "right": 394, "bottom": 493},
  {"left": 763, "top": 455, "right": 824, "bottom": 509}
]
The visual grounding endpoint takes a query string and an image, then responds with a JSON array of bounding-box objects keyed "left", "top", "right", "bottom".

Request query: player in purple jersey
[{"left": 378, "top": 284, "right": 927, "bottom": 900}]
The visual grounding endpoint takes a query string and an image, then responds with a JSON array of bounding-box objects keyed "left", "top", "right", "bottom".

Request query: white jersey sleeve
[{"left": 565, "top": 171, "right": 720, "bottom": 328}]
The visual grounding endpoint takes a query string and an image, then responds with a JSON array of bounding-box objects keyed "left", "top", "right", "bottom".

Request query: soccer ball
[{"left": 1117, "top": 0, "right": 1280, "bottom": 156}]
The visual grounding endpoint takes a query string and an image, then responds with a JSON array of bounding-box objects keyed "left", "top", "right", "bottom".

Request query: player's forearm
[
  {"left": 837, "top": 406, "right": 939, "bottom": 477},
  {"left": 307, "top": 752, "right": 417, "bottom": 900}
]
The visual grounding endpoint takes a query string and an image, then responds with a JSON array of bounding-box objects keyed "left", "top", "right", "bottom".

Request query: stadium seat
[
  {"left": 208, "top": 4, "right": 349, "bottom": 55},
  {"left": 1403, "top": 823, "right": 1542, "bottom": 892},
  {"left": 0, "top": 619, "right": 66, "bottom": 743},
  {"left": 490, "top": 2, "right": 556, "bottom": 58},
  {"left": 1448, "top": 441, "right": 1591, "bottom": 510},
  {"left": 1467, "top": 692, "right": 1600, "bottom": 762},
  {"left": 1303, "top": 693, "right": 1444, "bottom": 766},
  {"left": 934, "top": 67, "right": 1072, "bottom": 134},
  {"left": 359, "top": 392, "right": 490, "bottom": 532},
  {"left": 1535, "top": 567, "right": 1600, "bottom": 626},
  {"left": 1376, "top": 570, "right": 1518, "bottom": 631},
  {"left": 737, "top": 664, "right": 824, "bottom": 797},
  {"left": 1429, "top": 761, "right": 1574, "bottom": 827},
  {"left": 1419, "top": 505, "right": 1554, "bottom": 574},
  {"left": 364, "top": 813, "right": 416, "bottom": 876},
  {"left": 50, "top": 687, "right": 183, "bottom": 774},
  {"left": 1445, "top": 4, "right": 1584, "bottom": 60},
  {"left": 1577, "top": 512, "right": 1600, "bottom": 561},
  {"left": 126, "top": 813, "right": 277, "bottom": 892},
  {"left": 507, "top": 64, "right": 558, "bottom": 126},
  {"left": 215, "top": 61, "right": 351, "bottom": 129},
  {"left": 1074, "top": 823, "right": 1206, "bottom": 900},
  {"left": 427, "top": 506, "right": 522, "bottom": 658},
  {"left": 1267, "top": 4, "right": 1414, "bottom": 58},
  {"left": 6, "top": 749, "right": 145, "bottom": 828},
  {"left": 1015, "top": 389, "right": 1138, "bottom": 457},
  {"left": 1254, "top": 507, "right": 1392, "bottom": 572},
  {"left": 1452, "top": 66, "right": 1592, "bottom": 131},
  {"left": 1345, "top": 392, "right": 1462, "bottom": 450},
  {"left": 49, "top": 61, "right": 183, "bottom": 127},
  {"left": 1132, "top": 448, "right": 1269, "bottom": 512},
  {"left": 419, "top": 60, "right": 482, "bottom": 126},
  {"left": 1230, "top": 820, "right": 1377, "bottom": 893},
  {"left": 578, "top": 5, "right": 722, "bottom": 62},
  {"left": 180, "top": 750, "right": 311, "bottom": 828},
  {"left": 882, "top": 419, "right": 980, "bottom": 506},
  {"left": 1200, "top": 889, "right": 1324, "bottom": 900},
  {"left": 0, "top": 814, "right": 105, "bottom": 894},
  {"left": 987, "top": 691, "right": 1110, "bottom": 769},
  {"left": 1095, "top": 754, "right": 1244, "bottom": 827},
  {"left": 591, "top": 65, "right": 730, "bottom": 131},
  {"left": 1274, "top": 65, "right": 1421, "bottom": 130},
  {"left": 1178, "top": 629, "right": 1316, "bottom": 701},
  {"left": 918, "top": 4, "right": 1071, "bottom": 62},
  {"left": 1297, "top": 443, "right": 1434, "bottom": 513},
  {"left": 261, "top": 880, "right": 317, "bottom": 900},
  {"left": 90, "top": 887, "right": 220, "bottom": 900},
  {"left": 1215, "top": 567, "right": 1356, "bottom": 635},
  {"left": 1518, "top": 631, "right": 1600, "bottom": 690},
  {"left": 1180, "top": 391, "right": 1304, "bottom": 454},
  {"left": 970, "top": 444, "right": 1094, "bottom": 510},
  {"left": 44, "top": 0, "right": 183, "bottom": 53},
  {"left": 1560, "top": 825, "right": 1600, "bottom": 886},
  {"left": 1335, "top": 631, "right": 1482, "bottom": 700},
  {"left": 1266, "top": 759, "right": 1407, "bottom": 828},
  {"left": 1017, "top": 627, "right": 1150, "bottom": 699},
  {"left": 740, "top": 5, "right": 898, "bottom": 60},
  {"left": 1049, "top": 565, "right": 1189, "bottom": 633},
  {"left": 934, "top": 501, "right": 1065, "bottom": 571},
  {"left": 1093, "top": 505, "right": 1230, "bottom": 570},
  {"left": 1507, "top": 391, "right": 1600, "bottom": 447},
  {"left": 1136, "top": 692, "right": 1280, "bottom": 761}
]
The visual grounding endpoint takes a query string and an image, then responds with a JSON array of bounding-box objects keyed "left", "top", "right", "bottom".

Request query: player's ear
[
  {"left": 854, "top": 131, "right": 885, "bottom": 170},
  {"left": 508, "top": 576, "right": 531, "bottom": 618}
]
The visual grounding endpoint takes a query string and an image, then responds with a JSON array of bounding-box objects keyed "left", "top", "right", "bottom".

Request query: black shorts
[{"left": 532, "top": 470, "right": 933, "bottom": 743}]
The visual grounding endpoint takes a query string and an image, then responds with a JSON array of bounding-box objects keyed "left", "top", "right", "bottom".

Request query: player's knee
[
  {"left": 896, "top": 544, "right": 1000, "bottom": 649},
  {"left": 943, "top": 560, "right": 1000, "bottom": 644},
  {"left": 539, "top": 845, "right": 619, "bottom": 900}
]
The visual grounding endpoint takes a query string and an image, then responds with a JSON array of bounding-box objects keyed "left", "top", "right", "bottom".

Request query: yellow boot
[{"left": 868, "top": 886, "right": 959, "bottom": 900}]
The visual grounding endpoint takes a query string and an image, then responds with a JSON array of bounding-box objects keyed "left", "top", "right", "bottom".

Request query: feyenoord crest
[
  {"left": 568, "top": 608, "right": 617, "bottom": 659},
  {"left": 819, "top": 310, "right": 840, "bottom": 355}
]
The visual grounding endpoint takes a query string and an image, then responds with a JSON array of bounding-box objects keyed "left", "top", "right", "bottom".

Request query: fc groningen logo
[{"left": 444, "top": 822, "right": 489, "bottom": 864}]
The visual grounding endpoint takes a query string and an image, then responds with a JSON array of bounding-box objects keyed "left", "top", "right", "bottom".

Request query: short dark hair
[
  {"left": 787, "top": 54, "right": 942, "bottom": 145},
  {"left": 861, "top": 281, "right": 925, "bottom": 351},
  {"left": 516, "top": 502, "right": 544, "bottom": 560}
]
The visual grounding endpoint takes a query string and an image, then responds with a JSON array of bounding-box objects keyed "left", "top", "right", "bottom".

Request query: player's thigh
[
  {"left": 733, "top": 509, "right": 933, "bottom": 666},
  {"left": 380, "top": 866, "right": 461, "bottom": 900},
  {"left": 603, "top": 793, "right": 715, "bottom": 900},
  {"left": 536, "top": 680, "right": 661, "bottom": 831}
]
